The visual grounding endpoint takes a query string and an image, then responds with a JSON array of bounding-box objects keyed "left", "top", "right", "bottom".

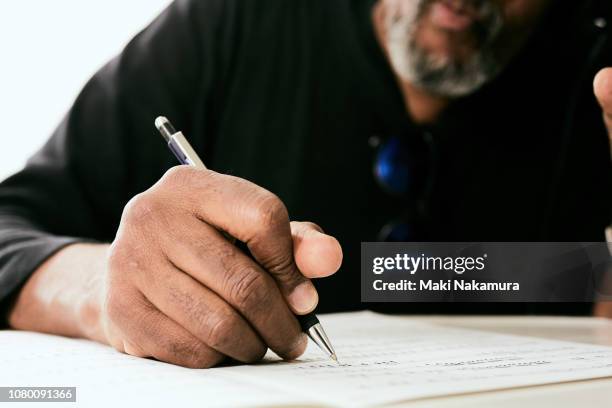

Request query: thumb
[
  {"left": 594, "top": 67, "right": 612, "bottom": 139},
  {"left": 291, "top": 221, "right": 343, "bottom": 279}
]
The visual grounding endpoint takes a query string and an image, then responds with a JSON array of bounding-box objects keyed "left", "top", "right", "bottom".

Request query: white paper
[{"left": 2, "top": 311, "right": 612, "bottom": 407}]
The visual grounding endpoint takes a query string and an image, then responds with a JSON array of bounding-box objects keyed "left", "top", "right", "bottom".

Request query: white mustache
[{"left": 385, "top": 0, "right": 501, "bottom": 27}]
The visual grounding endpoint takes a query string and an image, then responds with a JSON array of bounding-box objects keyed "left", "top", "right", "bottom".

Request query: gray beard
[{"left": 385, "top": 0, "right": 504, "bottom": 97}]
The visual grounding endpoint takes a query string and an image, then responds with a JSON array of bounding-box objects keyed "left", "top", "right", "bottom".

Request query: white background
[{"left": 0, "top": 0, "right": 173, "bottom": 180}]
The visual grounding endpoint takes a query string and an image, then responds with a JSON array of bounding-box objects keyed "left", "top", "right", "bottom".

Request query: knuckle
[
  {"left": 250, "top": 344, "right": 268, "bottom": 363},
  {"left": 103, "top": 286, "right": 148, "bottom": 331},
  {"left": 161, "top": 165, "right": 198, "bottom": 187},
  {"left": 241, "top": 340, "right": 268, "bottom": 364},
  {"left": 265, "top": 252, "right": 295, "bottom": 280},
  {"left": 161, "top": 166, "right": 219, "bottom": 193},
  {"left": 228, "top": 267, "right": 272, "bottom": 311},
  {"left": 251, "top": 192, "right": 289, "bottom": 230},
  {"left": 106, "top": 236, "right": 149, "bottom": 287},
  {"left": 189, "top": 348, "right": 220, "bottom": 369},
  {"left": 122, "top": 192, "right": 163, "bottom": 225},
  {"left": 206, "top": 313, "right": 241, "bottom": 350},
  {"left": 170, "top": 337, "right": 215, "bottom": 368}
]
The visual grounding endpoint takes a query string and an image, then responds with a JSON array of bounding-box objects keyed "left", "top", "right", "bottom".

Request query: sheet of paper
[
  {"left": 224, "top": 311, "right": 612, "bottom": 406},
  {"left": 0, "top": 329, "right": 302, "bottom": 408},
  {"left": 2, "top": 311, "right": 612, "bottom": 407}
]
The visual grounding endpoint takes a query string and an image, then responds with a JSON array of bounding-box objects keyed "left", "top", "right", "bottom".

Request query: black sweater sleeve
[{"left": 0, "top": 0, "right": 229, "bottom": 324}]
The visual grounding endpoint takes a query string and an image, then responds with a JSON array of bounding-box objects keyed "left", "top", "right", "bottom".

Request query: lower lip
[{"left": 429, "top": 1, "right": 475, "bottom": 31}]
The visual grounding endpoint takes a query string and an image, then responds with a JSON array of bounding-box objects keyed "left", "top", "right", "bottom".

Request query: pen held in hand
[{"left": 154, "top": 116, "right": 338, "bottom": 363}]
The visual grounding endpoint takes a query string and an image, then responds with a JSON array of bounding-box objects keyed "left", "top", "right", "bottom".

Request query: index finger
[{"left": 155, "top": 167, "right": 319, "bottom": 314}]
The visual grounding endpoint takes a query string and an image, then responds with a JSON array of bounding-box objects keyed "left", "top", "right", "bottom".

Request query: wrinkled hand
[
  {"left": 593, "top": 68, "right": 612, "bottom": 318},
  {"left": 102, "top": 167, "right": 342, "bottom": 367}
]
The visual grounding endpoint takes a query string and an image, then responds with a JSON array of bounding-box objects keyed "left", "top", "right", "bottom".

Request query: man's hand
[
  {"left": 9, "top": 167, "right": 342, "bottom": 368},
  {"left": 593, "top": 67, "right": 612, "bottom": 318}
]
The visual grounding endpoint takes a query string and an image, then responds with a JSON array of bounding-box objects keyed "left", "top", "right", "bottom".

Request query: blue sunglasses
[{"left": 372, "top": 132, "right": 436, "bottom": 241}]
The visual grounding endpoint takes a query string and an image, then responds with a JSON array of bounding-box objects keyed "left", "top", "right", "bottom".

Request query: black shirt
[{"left": 1, "top": 0, "right": 611, "bottom": 321}]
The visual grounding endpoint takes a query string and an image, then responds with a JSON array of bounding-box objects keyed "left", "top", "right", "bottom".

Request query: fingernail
[{"left": 288, "top": 282, "right": 318, "bottom": 314}]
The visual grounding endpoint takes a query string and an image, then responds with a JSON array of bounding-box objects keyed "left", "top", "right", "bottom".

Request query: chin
[{"left": 414, "top": 21, "right": 485, "bottom": 65}]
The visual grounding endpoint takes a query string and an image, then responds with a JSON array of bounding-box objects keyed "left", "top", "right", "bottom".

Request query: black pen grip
[{"left": 296, "top": 312, "right": 320, "bottom": 331}]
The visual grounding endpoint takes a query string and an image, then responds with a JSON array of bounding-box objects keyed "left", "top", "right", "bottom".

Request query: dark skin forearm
[{"left": 8, "top": 243, "right": 109, "bottom": 343}]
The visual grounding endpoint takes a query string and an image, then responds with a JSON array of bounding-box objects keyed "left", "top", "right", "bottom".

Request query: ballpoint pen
[{"left": 154, "top": 116, "right": 338, "bottom": 363}]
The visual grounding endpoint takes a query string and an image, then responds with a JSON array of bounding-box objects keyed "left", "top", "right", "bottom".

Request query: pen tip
[{"left": 331, "top": 353, "right": 339, "bottom": 364}]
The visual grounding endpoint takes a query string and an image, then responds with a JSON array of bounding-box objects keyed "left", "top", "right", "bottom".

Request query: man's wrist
[{"left": 8, "top": 243, "right": 110, "bottom": 343}]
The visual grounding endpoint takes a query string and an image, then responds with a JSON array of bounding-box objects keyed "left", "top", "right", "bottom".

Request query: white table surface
[{"left": 387, "top": 316, "right": 612, "bottom": 408}]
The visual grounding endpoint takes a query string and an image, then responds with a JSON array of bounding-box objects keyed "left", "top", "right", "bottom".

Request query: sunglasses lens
[
  {"left": 374, "top": 136, "right": 429, "bottom": 197},
  {"left": 373, "top": 134, "right": 434, "bottom": 241}
]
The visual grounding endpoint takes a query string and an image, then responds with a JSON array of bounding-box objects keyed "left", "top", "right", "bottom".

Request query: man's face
[{"left": 383, "top": 0, "right": 552, "bottom": 97}]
